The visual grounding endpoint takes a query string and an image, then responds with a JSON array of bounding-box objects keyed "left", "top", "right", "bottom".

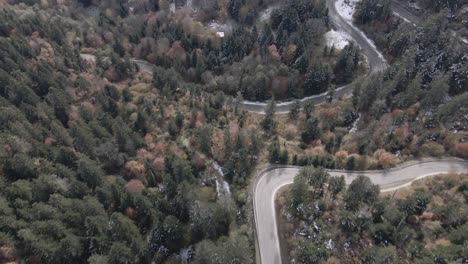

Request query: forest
[
  {"left": 281, "top": 167, "right": 467, "bottom": 263},
  {"left": 0, "top": 4, "right": 259, "bottom": 263},
  {"left": 0, "top": 0, "right": 467, "bottom": 263},
  {"left": 7, "top": 0, "right": 366, "bottom": 101}
]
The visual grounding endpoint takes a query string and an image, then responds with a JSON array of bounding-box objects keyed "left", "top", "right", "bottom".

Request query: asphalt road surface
[
  {"left": 254, "top": 159, "right": 468, "bottom": 264},
  {"left": 391, "top": 0, "right": 422, "bottom": 25}
]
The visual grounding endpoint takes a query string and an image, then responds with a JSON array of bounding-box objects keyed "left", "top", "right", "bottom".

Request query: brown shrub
[
  {"left": 136, "top": 149, "right": 156, "bottom": 163},
  {"left": 125, "top": 179, "right": 145, "bottom": 194},
  {"left": 145, "top": 134, "right": 155, "bottom": 150},
  {"left": 394, "top": 124, "right": 409, "bottom": 142},
  {"left": 421, "top": 142, "right": 445, "bottom": 157},
  {"left": 167, "top": 41, "right": 186, "bottom": 59},
  {"left": 211, "top": 131, "right": 226, "bottom": 163},
  {"left": 455, "top": 142, "right": 468, "bottom": 159},
  {"left": 124, "top": 207, "right": 137, "bottom": 219},
  {"left": 378, "top": 152, "right": 398, "bottom": 169},
  {"left": 152, "top": 157, "right": 165, "bottom": 172},
  {"left": 0, "top": 245, "right": 16, "bottom": 262},
  {"left": 191, "top": 153, "right": 206, "bottom": 171},
  {"left": 282, "top": 44, "right": 297, "bottom": 64},
  {"left": 271, "top": 76, "right": 289, "bottom": 99},
  {"left": 155, "top": 142, "right": 165, "bottom": 156},
  {"left": 268, "top": 45, "right": 280, "bottom": 60},
  {"left": 124, "top": 161, "right": 146, "bottom": 181},
  {"left": 44, "top": 137, "right": 56, "bottom": 145},
  {"left": 334, "top": 150, "right": 348, "bottom": 169}
]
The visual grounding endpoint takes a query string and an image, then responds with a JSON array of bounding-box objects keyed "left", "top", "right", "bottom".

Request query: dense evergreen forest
[
  {"left": 0, "top": 5, "right": 259, "bottom": 263},
  {"left": 0, "top": 0, "right": 467, "bottom": 263}
]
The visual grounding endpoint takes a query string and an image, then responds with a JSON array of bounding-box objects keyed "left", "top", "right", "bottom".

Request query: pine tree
[
  {"left": 133, "top": 111, "right": 147, "bottom": 134},
  {"left": 303, "top": 100, "right": 315, "bottom": 118},
  {"left": 301, "top": 117, "right": 321, "bottom": 144},
  {"left": 261, "top": 100, "right": 276, "bottom": 136},
  {"left": 289, "top": 100, "right": 301, "bottom": 120},
  {"left": 198, "top": 126, "right": 212, "bottom": 155},
  {"left": 303, "top": 62, "right": 330, "bottom": 95},
  {"left": 268, "top": 137, "right": 281, "bottom": 163},
  {"left": 346, "top": 156, "right": 356, "bottom": 170},
  {"left": 293, "top": 55, "right": 309, "bottom": 74},
  {"left": 280, "top": 149, "right": 289, "bottom": 164}
]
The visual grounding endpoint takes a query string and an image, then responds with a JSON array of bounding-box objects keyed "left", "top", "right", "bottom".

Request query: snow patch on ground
[
  {"left": 409, "top": 2, "right": 421, "bottom": 10},
  {"left": 394, "top": 12, "right": 412, "bottom": 25},
  {"left": 335, "top": 0, "right": 359, "bottom": 22},
  {"left": 258, "top": 4, "right": 281, "bottom": 22},
  {"left": 461, "top": 37, "right": 468, "bottom": 44},
  {"left": 349, "top": 114, "right": 361, "bottom": 133},
  {"left": 324, "top": 29, "right": 351, "bottom": 49},
  {"left": 335, "top": 0, "right": 387, "bottom": 63},
  {"left": 206, "top": 21, "right": 234, "bottom": 33},
  {"left": 213, "top": 161, "right": 231, "bottom": 197}
]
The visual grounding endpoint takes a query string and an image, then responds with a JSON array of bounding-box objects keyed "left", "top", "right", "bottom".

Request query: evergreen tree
[
  {"left": 261, "top": 100, "right": 276, "bottom": 136},
  {"left": 295, "top": 240, "right": 329, "bottom": 263},
  {"left": 328, "top": 175, "right": 346, "bottom": 199},
  {"left": 346, "top": 156, "right": 356, "bottom": 170},
  {"left": 345, "top": 175, "right": 380, "bottom": 211},
  {"left": 303, "top": 62, "right": 331, "bottom": 96},
  {"left": 280, "top": 149, "right": 289, "bottom": 164},
  {"left": 290, "top": 173, "right": 308, "bottom": 208},
  {"left": 301, "top": 117, "right": 321, "bottom": 144},
  {"left": 289, "top": 100, "right": 301, "bottom": 120},
  {"left": 77, "top": 156, "right": 104, "bottom": 189},
  {"left": 398, "top": 188, "right": 432, "bottom": 216},
  {"left": 133, "top": 111, "right": 147, "bottom": 134},
  {"left": 198, "top": 125, "right": 212, "bottom": 155},
  {"left": 268, "top": 137, "right": 281, "bottom": 163},
  {"left": 227, "top": 0, "right": 242, "bottom": 21},
  {"left": 303, "top": 100, "right": 315, "bottom": 119}
]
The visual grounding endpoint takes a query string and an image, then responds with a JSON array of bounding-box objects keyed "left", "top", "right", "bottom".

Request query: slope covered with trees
[
  {"left": 331, "top": 0, "right": 468, "bottom": 164},
  {"left": 0, "top": 0, "right": 467, "bottom": 263},
  {"left": 7, "top": 0, "right": 365, "bottom": 101},
  {"left": 280, "top": 167, "right": 468, "bottom": 263},
  {"left": 0, "top": 5, "right": 261, "bottom": 263}
]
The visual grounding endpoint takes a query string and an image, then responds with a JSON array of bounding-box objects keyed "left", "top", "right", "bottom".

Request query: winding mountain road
[
  {"left": 254, "top": 159, "right": 468, "bottom": 264},
  {"left": 81, "top": 0, "right": 390, "bottom": 114},
  {"left": 252, "top": 1, "right": 468, "bottom": 264},
  {"left": 80, "top": 0, "right": 465, "bottom": 114},
  {"left": 79, "top": 2, "right": 468, "bottom": 264},
  {"left": 243, "top": 0, "right": 390, "bottom": 113}
]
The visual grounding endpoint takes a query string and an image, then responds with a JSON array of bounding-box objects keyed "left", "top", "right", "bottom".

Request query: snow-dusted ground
[
  {"left": 349, "top": 114, "right": 361, "bottom": 133},
  {"left": 394, "top": 12, "right": 413, "bottom": 25},
  {"left": 335, "top": 0, "right": 359, "bottom": 22},
  {"left": 206, "top": 21, "right": 234, "bottom": 33},
  {"left": 213, "top": 161, "right": 231, "bottom": 197},
  {"left": 324, "top": 29, "right": 351, "bottom": 49},
  {"left": 409, "top": 2, "right": 421, "bottom": 10},
  {"left": 258, "top": 4, "right": 281, "bottom": 22},
  {"left": 335, "top": 0, "right": 387, "bottom": 63}
]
